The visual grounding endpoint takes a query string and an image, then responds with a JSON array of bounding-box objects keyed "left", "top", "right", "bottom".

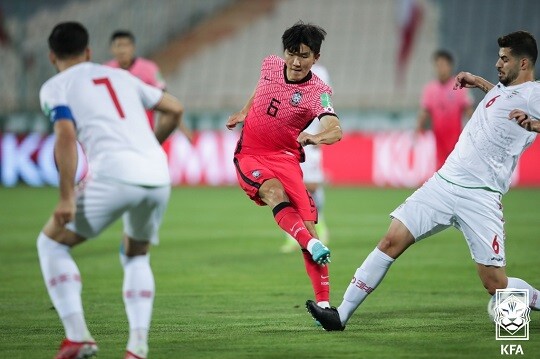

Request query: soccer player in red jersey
[
  {"left": 226, "top": 21, "right": 343, "bottom": 310},
  {"left": 416, "top": 50, "right": 473, "bottom": 170},
  {"left": 105, "top": 30, "right": 192, "bottom": 142}
]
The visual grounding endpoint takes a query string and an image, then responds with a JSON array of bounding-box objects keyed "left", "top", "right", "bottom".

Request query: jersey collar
[{"left": 283, "top": 64, "right": 313, "bottom": 84}]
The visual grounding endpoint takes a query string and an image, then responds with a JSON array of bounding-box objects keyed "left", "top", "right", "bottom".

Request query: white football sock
[
  {"left": 37, "top": 232, "right": 90, "bottom": 341},
  {"left": 507, "top": 277, "right": 540, "bottom": 310},
  {"left": 306, "top": 238, "right": 321, "bottom": 254},
  {"left": 123, "top": 254, "right": 154, "bottom": 357},
  {"left": 337, "top": 247, "right": 394, "bottom": 325},
  {"left": 317, "top": 301, "right": 330, "bottom": 308}
]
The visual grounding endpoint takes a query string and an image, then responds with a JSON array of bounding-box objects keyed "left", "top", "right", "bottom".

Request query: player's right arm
[
  {"left": 226, "top": 89, "right": 255, "bottom": 130},
  {"left": 53, "top": 119, "right": 78, "bottom": 226},
  {"left": 153, "top": 92, "right": 185, "bottom": 144},
  {"left": 454, "top": 71, "right": 495, "bottom": 93},
  {"left": 40, "top": 81, "right": 77, "bottom": 226}
]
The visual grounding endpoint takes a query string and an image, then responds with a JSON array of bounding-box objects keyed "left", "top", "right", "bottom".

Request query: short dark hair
[
  {"left": 498, "top": 31, "right": 537, "bottom": 65},
  {"left": 110, "top": 30, "right": 135, "bottom": 44},
  {"left": 433, "top": 49, "right": 454, "bottom": 64},
  {"left": 48, "top": 22, "right": 88, "bottom": 59},
  {"left": 282, "top": 21, "right": 326, "bottom": 55}
]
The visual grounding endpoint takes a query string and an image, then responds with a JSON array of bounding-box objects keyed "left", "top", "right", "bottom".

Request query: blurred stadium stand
[
  {"left": 0, "top": 0, "right": 538, "bottom": 132},
  {"left": 0, "top": 0, "right": 232, "bottom": 115}
]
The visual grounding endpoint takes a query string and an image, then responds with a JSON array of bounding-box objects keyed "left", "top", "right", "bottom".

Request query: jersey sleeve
[
  {"left": 39, "top": 79, "right": 75, "bottom": 123},
  {"left": 313, "top": 85, "right": 337, "bottom": 119},
  {"left": 527, "top": 84, "right": 540, "bottom": 119},
  {"left": 260, "top": 55, "right": 282, "bottom": 78},
  {"left": 128, "top": 73, "right": 164, "bottom": 109}
]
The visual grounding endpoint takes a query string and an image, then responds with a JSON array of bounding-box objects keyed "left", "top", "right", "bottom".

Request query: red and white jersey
[
  {"left": 439, "top": 81, "right": 540, "bottom": 194},
  {"left": 236, "top": 55, "right": 336, "bottom": 162},
  {"left": 39, "top": 62, "right": 170, "bottom": 186},
  {"left": 104, "top": 57, "right": 165, "bottom": 128}
]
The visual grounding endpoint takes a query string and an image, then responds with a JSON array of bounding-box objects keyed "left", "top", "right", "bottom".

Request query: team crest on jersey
[
  {"left": 290, "top": 91, "right": 302, "bottom": 106},
  {"left": 252, "top": 170, "right": 261, "bottom": 179}
]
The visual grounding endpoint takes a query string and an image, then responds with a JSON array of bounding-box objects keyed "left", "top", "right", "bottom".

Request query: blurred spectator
[
  {"left": 416, "top": 50, "right": 473, "bottom": 170},
  {"left": 105, "top": 30, "right": 192, "bottom": 142}
]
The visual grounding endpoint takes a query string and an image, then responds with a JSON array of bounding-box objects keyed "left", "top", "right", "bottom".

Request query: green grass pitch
[{"left": 0, "top": 186, "right": 538, "bottom": 358}]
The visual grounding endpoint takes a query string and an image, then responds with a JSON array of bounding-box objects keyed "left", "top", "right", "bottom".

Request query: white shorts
[
  {"left": 390, "top": 174, "right": 506, "bottom": 267},
  {"left": 66, "top": 176, "right": 170, "bottom": 244},
  {"left": 301, "top": 145, "right": 324, "bottom": 184}
]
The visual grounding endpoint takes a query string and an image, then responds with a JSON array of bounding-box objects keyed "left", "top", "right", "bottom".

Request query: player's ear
[
  {"left": 313, "top": 53, "right": 320, "bottom": 63},
  {"left": 520, "top": 57, "right": 530, "bottom": 70}
]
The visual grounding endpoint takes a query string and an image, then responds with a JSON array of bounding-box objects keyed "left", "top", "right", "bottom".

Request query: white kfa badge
[
  {"left": 290, "top": 91, "right": 302, "bottom": 107},
  {"left": 488, "top": 289, "right": 530, "bottom": 341}
]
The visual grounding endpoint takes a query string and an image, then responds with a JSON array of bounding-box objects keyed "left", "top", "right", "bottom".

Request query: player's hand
[
  {"left": 53, "top": 198, "right": 75, "bottom": 227},
  {"left": 226, "top": 111, "right": 247, "bottom": 130},
  {"left": 509, "top": 109, "right": 540, "bottom": 132},
  {"left": 297, "top": 132, "right": 318, "bottom": 146},
  {"left": 454, "top": 71, "right": 477, "bottom": 90}
]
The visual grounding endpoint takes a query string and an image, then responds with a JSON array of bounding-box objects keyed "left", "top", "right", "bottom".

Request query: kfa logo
[
  {"left": 500, "top": 345, "right": 524, "bottom": 355},
  {"left": 290, "top": 91, "right": 302, "bottom": 107},
  {"left": 493, "top": 289, "right": 530, "bottom": 341}
]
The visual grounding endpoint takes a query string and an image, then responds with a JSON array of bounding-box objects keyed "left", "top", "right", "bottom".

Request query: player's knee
[
  {"left": 43, "top": 222, "right": 85, "bottom": 247},
  {"left": 377, "top": 233, "right": 398, "bottom": 254},
  {"left": 259, "top": 180, "right": 288, "bottom": 204},
  {"left": 377, "top": 230, "right": 412, "bottom": 259}
]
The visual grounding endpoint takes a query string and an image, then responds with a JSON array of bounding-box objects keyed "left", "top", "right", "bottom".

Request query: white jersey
[
  {"left": 40, "top": 62, "right": 170, "bottom": 186},
  {"left": 438, "top": 81, "right": 540, "bottom": 194}
]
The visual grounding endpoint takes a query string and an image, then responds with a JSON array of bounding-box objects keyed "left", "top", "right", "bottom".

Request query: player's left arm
[
  {"left": 297, "top": 115, "right": 342, "bottom": 146},
  {"left": 508, "top": 87, "right": 540, "bottom": 132},
  {"left": 154, "top": 92, "right": 185, "bottom": 144},
  {"left": 53, "top": 119, "right": 78, "bottom": 226}
]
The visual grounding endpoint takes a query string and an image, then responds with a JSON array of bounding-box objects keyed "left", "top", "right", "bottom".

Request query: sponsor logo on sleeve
[{"left": 320, "top": 92, "right": 334, "bottom": 112}]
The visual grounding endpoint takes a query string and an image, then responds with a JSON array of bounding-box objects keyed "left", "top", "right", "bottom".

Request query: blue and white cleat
[{"left": 310, "top": 241, "right": 331, "bottom": 265}]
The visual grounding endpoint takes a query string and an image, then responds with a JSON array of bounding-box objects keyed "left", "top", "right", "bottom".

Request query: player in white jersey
[
  {"left": 307, "top": 31, "right": 540, "bottom": 331},
  {"left": 281, "top": 63, "right": 331, "bottom": 252},
  {"left": 37, "top": 22, "right": 184, "bottom": 358}
]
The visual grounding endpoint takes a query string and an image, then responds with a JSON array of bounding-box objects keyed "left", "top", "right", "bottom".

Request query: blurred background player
[
  {"left": 38, "top": 22, "right": 184, "bottom": 359},
  {"left": 226, "top": 21, "right": 342, "bottom": 310},
  {"left": 416, "top": 50, "right": 473, "bottom": 170},
  {"left": 281, "top": 62, "right": 331, "bottom": 253},
  {"left": 307, "top": 30, "right": 540, "bottom": 331},
  {"left": 105, "top": 30, "right": 193, "bottom": 142}
]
